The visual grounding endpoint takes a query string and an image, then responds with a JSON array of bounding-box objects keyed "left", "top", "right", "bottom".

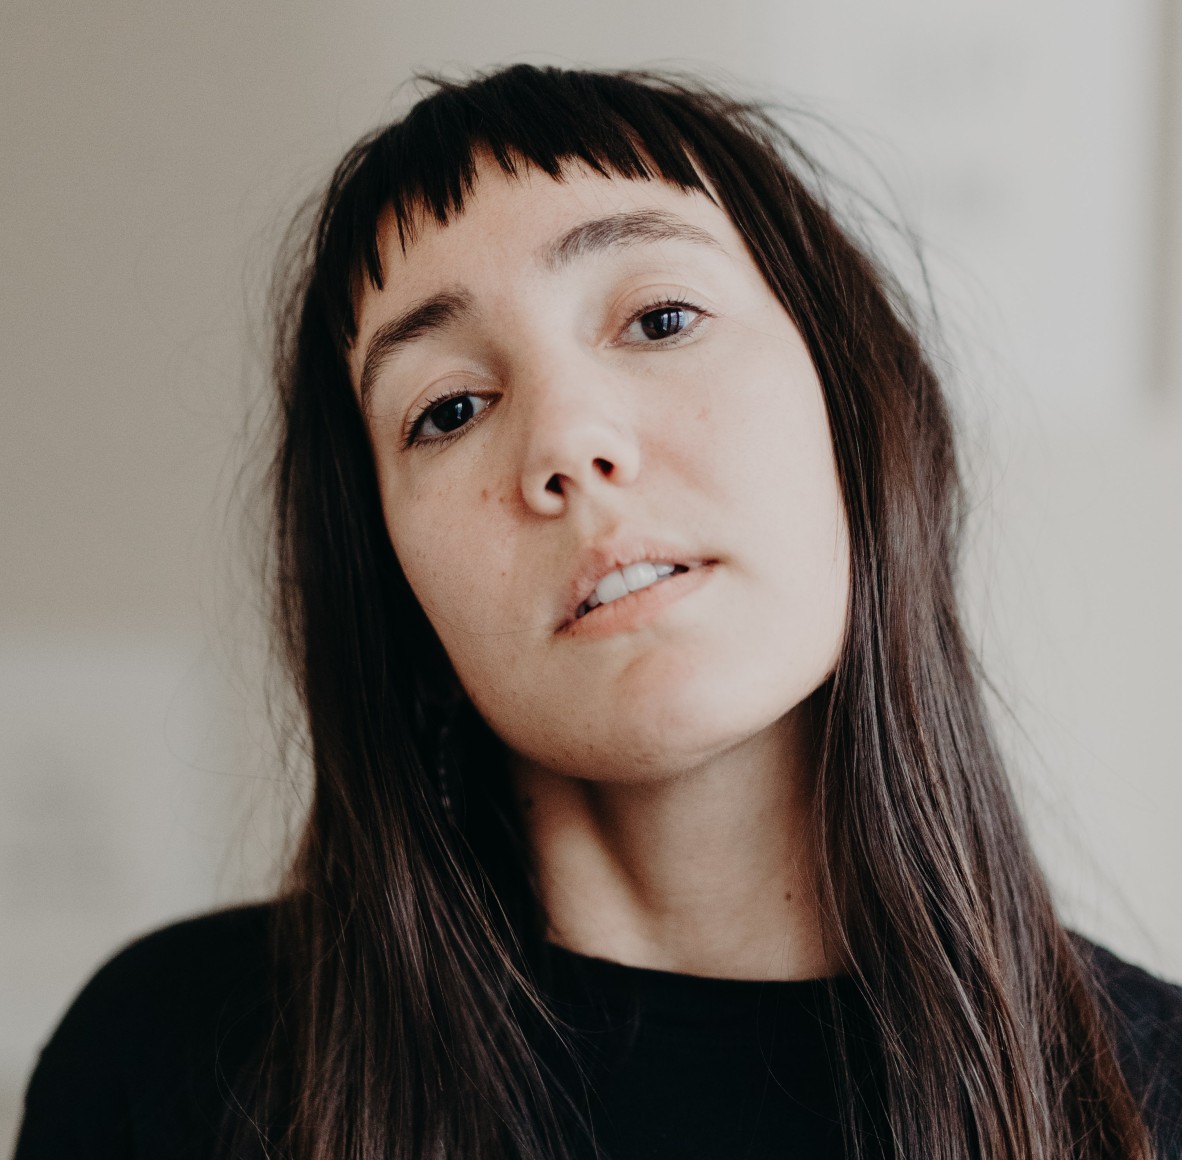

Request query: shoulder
[
  {"left": 1084, "top": 940, "right": 1182, "bottom": 1035},
  {"left": 35, "top": 903, "right": 274, "bottom": 1082},
  {"left": 1076, "top": 937, "right": 1182, "bottom": 1155},
  {"left": 15, "top": 903, "right": 275, "bottom": 1160}
]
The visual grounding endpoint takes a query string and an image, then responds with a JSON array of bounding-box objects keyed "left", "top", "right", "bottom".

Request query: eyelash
[
  {"left": 403, "top": 390, "right": 496, "bottom": 450},
  {"left": 404, "top": 295, "right": 710, "bottom": 449},
  {"left": 621, "top": 295, "right": 708, "bottom": 346}
]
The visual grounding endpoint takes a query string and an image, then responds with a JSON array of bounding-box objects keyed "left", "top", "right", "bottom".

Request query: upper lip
[{"left": 557, "top": 536, "right": 712, "bottom": 630}]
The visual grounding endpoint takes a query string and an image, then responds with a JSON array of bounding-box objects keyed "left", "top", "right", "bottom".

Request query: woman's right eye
[{"left": 408, "top": 393, "right": 491, "bottom": 446}]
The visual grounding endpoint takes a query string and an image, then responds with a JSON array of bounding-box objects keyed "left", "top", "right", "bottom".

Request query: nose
[{"left": 516, "top": 368, "right": 641, "bottom": 517}]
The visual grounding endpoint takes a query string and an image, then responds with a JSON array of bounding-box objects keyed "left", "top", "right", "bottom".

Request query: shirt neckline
[{"left": 540, "top": 941, "right": 855, "bottom": 1029}]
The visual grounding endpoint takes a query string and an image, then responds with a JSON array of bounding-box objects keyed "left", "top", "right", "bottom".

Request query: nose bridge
[{"left": 514, "top": 343, "right": 640, "bottom": 512}]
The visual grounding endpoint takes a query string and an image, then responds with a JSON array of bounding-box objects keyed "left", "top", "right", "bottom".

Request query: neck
[{"left": 510, "top": 707, "right": 837, "bottom": 981}]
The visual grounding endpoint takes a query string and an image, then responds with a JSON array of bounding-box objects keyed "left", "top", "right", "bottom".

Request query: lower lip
[{"left": 558, "top": 563, "right": 716, "bottom": 640}]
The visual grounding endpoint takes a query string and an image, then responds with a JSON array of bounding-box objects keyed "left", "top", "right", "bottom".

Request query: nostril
[{"left": 537, "top": 458, "right": 617, "bottom": 502}]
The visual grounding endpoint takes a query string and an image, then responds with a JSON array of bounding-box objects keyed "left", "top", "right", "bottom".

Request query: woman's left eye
[{"left": 624, "top": 301, "right": 702, "bottom": 344}]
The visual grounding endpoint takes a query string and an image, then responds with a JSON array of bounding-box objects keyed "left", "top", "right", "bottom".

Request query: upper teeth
[{"left": 582, "top": 562, "right": 678, "bottom": 614}]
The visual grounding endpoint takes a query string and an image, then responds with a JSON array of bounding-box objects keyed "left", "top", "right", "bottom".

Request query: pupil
[
  {"left": 433, "top": 397, "right": 474, "bottom": 433},
  {"left": 641, "top": 308, "right": 685, "bottom": 340}
]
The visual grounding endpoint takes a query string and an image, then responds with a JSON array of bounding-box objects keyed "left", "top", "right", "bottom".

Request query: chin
[{"left": 515, "top": 675, "right": 814, "bottom": 784}]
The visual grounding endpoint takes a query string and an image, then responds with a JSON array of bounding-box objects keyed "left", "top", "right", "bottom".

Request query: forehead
[{"left": 351, "top": 159, "right": 745, "bottom": 345}]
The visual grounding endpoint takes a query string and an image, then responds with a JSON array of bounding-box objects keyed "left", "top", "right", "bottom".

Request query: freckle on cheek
[{"left": 480, "top": 488, "right": 490, "bottom": 501}]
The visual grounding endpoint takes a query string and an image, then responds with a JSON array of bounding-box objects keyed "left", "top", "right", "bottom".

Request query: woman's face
[{"left": 352, "top": 159, "right": 849, "bottom": 781}]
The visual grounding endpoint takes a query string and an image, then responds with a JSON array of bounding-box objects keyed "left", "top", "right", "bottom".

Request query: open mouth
[{"left": 574, "top": 562, "right": 693, "bottom": 620}]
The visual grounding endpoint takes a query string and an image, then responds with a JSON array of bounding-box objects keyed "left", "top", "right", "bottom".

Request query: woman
[{"left": 15, "top": 64, "right": 1182, "bottom": 1160}]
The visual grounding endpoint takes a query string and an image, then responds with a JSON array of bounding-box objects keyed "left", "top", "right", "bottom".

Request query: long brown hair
[{"left": 254, "top": 64, "right": 1153, "bottom": 1159}]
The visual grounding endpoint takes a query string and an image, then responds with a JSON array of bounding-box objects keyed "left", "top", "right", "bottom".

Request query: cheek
[
  {"left": 381, "top": 471, "right": 530, "bottom": 698},
  {"left": 695, "top": 344, "right": 843, "bottom": 533},
  {"left": 704, "top": 353, "right": 850, "bottom": 656},
  {"left": 383, "top": 475, "right": 490, "bottom": 629}
]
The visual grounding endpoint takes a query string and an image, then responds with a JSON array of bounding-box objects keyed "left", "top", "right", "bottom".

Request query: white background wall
[{"left": 2, "top": 1, "right": 1180, "bottom": 1151}]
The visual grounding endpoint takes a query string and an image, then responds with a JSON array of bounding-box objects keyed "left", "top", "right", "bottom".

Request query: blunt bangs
[{"left": 315, "top": 65, "right": 720, "bottom": 352}]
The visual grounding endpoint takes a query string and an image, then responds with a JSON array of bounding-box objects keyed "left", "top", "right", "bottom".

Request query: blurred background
[{"left": 2, "top": 0, "right": 1180, "bottom": 1149}]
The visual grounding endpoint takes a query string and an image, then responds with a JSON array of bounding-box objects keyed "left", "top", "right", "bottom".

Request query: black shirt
[
  {"left": 13, "top": 905, "right": 1182, "bottom": 1158},
  {"left": 537, "top": 941, "right": 875, "bottom": 1158}
]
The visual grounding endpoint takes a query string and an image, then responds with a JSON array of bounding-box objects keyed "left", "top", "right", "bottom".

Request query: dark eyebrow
[
  {"left": 540, "top": 209, "right": 722, "bottom": 271},
  {"left": 358, "top": 289, "right": 473, "bottom": 413}
]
